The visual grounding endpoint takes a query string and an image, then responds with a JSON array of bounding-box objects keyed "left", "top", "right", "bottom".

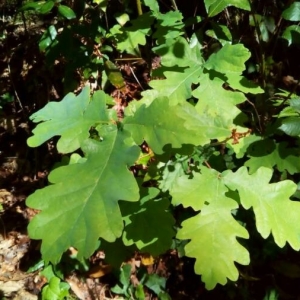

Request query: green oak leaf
[
  {"left": 143, "top": 0, "right": 160, "bottom": 16},
  {"left": 171, "top": 167, "right": 226, "bottom": 210},
  {"left": 204, "top": 0, "right": 250, "bottom": 17},
  {"left": 205, "top": 23, "right": 232, "bottom": 46},
  {"left": 171, "top": 167, "right": 249, "bottom": 289},
  {"left": 245, "top": 140, "right": 300, "bottom": 174},
  {"left": 193, "top": 71, "right": 245, "bottom": 122},
  {"left": 177, "top": 199, "right": 249, "bottom": 290},
  {"left": 27, "top": 87, "right": 110, "bottom": 153},
  {"left": 110, "top": 13, "right": 154, "bottom": 54},
  {"left": 159, "top": 160, "right": 185, "bottom": 192},
  {"left": 223, "top": 167, "right": 300, "bottom": 249},
  {"left": 225, "top": 73, "right": 264, "bottom": 94},
  {"left": 149, "top": 66, "right": 202, "bottom": 104},
  {"left": 178, "top": 100, "right": 232, "bottom": 141},
  {"left": 123, "top": 97, "right": 210, "bottom": 154},
  {"left": 204, "top": 44, "right": 250, "bottom": 75},
  {"left": 153, "top": 37, "right": 203, "bottom": 68},
  {"left": 121, "top": 187, "right": 175, "bottom": 255},
  {"left": 26, "top": 127, "right": 140, "bottom": 263},
  {"left": 153, "top": 11, "right": 184, "bottom": 43}
]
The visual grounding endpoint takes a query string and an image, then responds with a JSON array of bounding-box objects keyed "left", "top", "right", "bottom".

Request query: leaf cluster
[{"left": 23, "top": 0, "right": 300, "bottom": 293}]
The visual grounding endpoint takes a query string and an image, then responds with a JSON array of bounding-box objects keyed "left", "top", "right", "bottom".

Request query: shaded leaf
[
  {"left": 153, "top": 11, "right": 184, "bottom": 43},
  {"left": 122, "top": 193, "right": 175, "bottom": 255},
  {"left": 39, "top": 1, "right": 54, "bottom": 14},
  {"left": 226, "top": 73, "right": 264, "bottom": 94},
  {"left": 39, "top": 25, "right": 57, "bottom": 51},
  {"left": 193, "top": 71, "right": 245, "bottom": 122},
  {"left": 281, "top": 25, "right": 300, "bottom": 46},
  {"left": 228, "top": 134, "right": 261, "bottom": 159},
  {"left": 144, "top": 0, "right": 160, "bottom": 16},
  {"left": 279, "top": 116, "right": 300, "bottom": 136},
  {"left": 58, "top": 5, "right": 76, "bottom": 19},
  {"left": 144, "top": 274, "right": 167, "bottom": 295},
  {"left": 153, "top": 36, "right": 203, "bottom": 67},
  {"left": 104, "top": 60, "right": 126, "bottom": 92},
  {"left": 245, "top": 140, "right": 300, "bottom": 174},
  {"left": 206, "top": 23, "right": 232, "bottom": 45},
  {"left": 204, "top": 0, "right": 250, "bottom": 17},
  {"left": 111, "top": 264, "right": 132, "bottom": 295},
  {"left": 111, "top": 13, "right": 154, "bottom": 54},
  {"left": 282, "top": 2, "right": 300, "bottom": 21}
]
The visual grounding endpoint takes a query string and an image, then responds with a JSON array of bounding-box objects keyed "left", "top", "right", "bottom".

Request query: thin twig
[
  {"left": 170, "top": 0, "right": 178, "bottom": 10},
  {"left": 204, "top": 160, "right": 211, "bottom": 169},
  {"left": 136, "top": 0, "right": 143, "bottom": 16},
  {"left": 246, "top": 98, "right": 263, "bottom": 134},
  {"left": 129, "top": 66, "right": 144, "bottom": 90},
  {"left": 7, "top": 60, "right": 25, "bottom": 113}
]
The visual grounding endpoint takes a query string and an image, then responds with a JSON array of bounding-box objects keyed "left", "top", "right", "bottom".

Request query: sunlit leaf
[
  {"left": 27, "top": 129, "right": 140, "bottom": 263},
  {"left": 224, "top": 167, "right": 300, "bottom": 249},
  {"left": 27, "top": 87, "right": 110, "bottom": 153}
]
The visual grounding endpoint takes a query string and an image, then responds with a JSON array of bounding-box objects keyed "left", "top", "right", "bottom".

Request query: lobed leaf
[
  {"left": 245, "top": 140, "right": 300, "bottom": 175},
  {"left": 153, "top": 37, "right": 203, "bottom": 68},
  {"left": 223, "top": 167, "right": 300, "bottom": 250},
  {"left": 27, "top": 127, "right": 140, "bottom": 263},
  {"left": 123, "top": 97, "right": 210, "bottom": 154},
  {"left": 149, "top": 66, "right": 202, "bottom": 104},
  {"left": 27, "top": 87, "right": 110, "bottom": 153},
  {"left": 177, "top": 199, "right": 249, "bottom": 290},
  {"left": 110, "top": 13, "right": 154, "bottom": 54},
  {"left": 205, "top": 44, "right": 250, "bottom": 75},
  {"left": 171, "top": 167, "right": 226, "bottom": 210},
  {"left": 171, "top": 167, "right": 249, "bottom": 289},
  {"left": 193, "top": 72, "right": 245, "bottom": 122}
]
